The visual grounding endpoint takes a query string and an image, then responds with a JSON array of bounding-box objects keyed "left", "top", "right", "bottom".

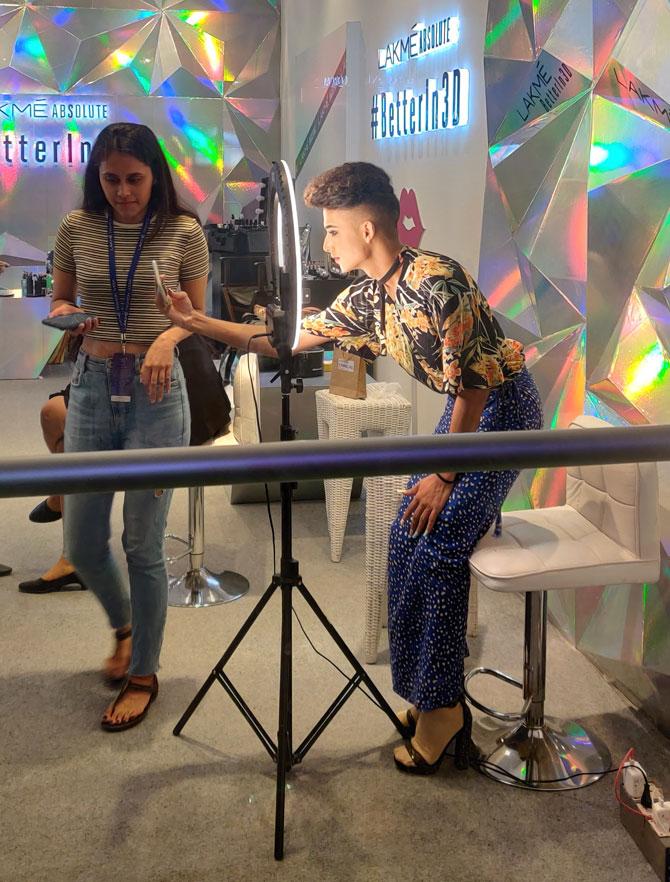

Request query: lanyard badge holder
[{"left": 108, "top": 210, "right": 152, "bottom": 402}]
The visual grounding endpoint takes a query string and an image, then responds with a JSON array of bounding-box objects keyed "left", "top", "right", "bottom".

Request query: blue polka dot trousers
[{"left": 388, "top": 368, "right": 543, "bottom": 711}]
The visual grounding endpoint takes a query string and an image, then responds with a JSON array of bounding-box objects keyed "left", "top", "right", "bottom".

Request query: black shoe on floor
[
  {"left": 0, "top": 563, "right": 11, "bottom": 577},
  {"left": 29, "top": 499, "right": 63, "bottom": 523},
  {"left": 19, "top": 572, "right": 86, "bottom": 594}
]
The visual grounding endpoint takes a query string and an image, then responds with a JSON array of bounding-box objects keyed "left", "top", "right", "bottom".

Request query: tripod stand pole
[
  {"left": 275, "top": 574, "right": 293, "bottom": 858},
  {"left": 274, "top": 347, "right": 298, "bottom": 859},
  {"left": 173, "top": 346, "right": 411, "bottom": 861}
]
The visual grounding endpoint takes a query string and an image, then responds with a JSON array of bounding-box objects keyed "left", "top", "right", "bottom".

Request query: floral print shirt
[{"left": 302, "top": 247, "right": 525, "bottom": 396}]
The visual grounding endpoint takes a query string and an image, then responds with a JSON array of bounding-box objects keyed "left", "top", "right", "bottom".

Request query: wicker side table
[
  {"left": 315, "top": 384, "right": 412, "bottom": 562},
  {"left": 363, "top": 473, "right": 479, "bottom": 664}
]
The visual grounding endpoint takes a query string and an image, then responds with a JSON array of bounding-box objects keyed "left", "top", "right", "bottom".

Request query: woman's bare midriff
[{"left": 81, "top": 336, "right": 151, "bottom": 357}]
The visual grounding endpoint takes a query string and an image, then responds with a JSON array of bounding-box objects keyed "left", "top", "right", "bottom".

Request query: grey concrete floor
[{"left": 0, "top": 366, "right": 668, "bottom": 882}]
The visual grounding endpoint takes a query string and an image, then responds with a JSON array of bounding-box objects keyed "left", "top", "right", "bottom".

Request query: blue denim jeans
[{"left": 63, "top": 350, "right": 190, "bottom": 676}]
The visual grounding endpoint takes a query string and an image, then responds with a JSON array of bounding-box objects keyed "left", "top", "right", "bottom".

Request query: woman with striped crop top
[{"left": 48, "top": 123, "right": 209, "bottom": 731}]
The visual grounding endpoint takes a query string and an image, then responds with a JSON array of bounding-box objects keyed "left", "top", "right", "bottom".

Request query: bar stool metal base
[
  {"left": 464, "top": 590, "right": 611, "bottom": 790},
  {"left": 168, "top": 567, "right": 249, "bottom": 608},
  {"left": 167, "top": 485, "right": 249, "bottom": 607},
  {"left": 477, "top": 718, "right": 611, "bottom": 791}
]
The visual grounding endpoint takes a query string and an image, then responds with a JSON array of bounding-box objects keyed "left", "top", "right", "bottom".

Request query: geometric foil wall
[
  {"left": 480, "top": 0, "right": 670, "bottom": 734},
  {"left": 0, "top": 0, "right": 279, "bottom": 253}
]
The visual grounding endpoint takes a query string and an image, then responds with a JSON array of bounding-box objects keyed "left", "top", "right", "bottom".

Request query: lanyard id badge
[
  {"left": 110, "top": 352, "right": 136, "bottom": 402},
  {"left": 107, "top": 208, "right": 152, "bottom": 403}
]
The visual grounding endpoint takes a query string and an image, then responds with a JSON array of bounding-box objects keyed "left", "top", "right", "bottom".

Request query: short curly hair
[{"left": 304, "top": 162, "right": 400, "bottom": 234}]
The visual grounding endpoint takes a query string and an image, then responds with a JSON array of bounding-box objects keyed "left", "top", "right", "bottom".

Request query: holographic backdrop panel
[
  {"left": 480, "top": 0, "right": 670, "bottom": 733},
  {"left": 0, "top": 0, "right": 280, "bottom": 255}
]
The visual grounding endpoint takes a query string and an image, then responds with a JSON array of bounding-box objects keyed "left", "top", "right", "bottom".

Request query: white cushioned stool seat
[
  {"left": 466, "top": 415, "right": 660, "bottom": 791},
  {"left": 471, "top": 506, "right": 656, "bottom": 592}
]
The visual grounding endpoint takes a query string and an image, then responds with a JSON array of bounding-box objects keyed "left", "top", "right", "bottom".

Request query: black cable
[
  {"left": 247, "top": 333, "right": 277, "bottom": 573},
  {"left": 387, "top": 751, "right": 637, "bottom": 787},
  {"left": 287, "top": 610, "right": 653, "bottom": 789},
  {"left": 633, "top": 764, "right": 653, "bottom": 808},
  {"left": 290, "top": 604, "right": 655, "bottom": 789},
  {"left": 469, "top": 756, "right": 642, "bottom": 787},
  {"left": 247, "top": 321, "right": 385, "bottom": 712},
  {"left": 247, "top": 328, "right": 385, "bottom": 711},
  {"left": 291, "top": 606, "right": 384, "bottom": 712}
]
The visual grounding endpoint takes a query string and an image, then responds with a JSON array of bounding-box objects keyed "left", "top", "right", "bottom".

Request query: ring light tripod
[{"left": 173, "top": 160, "right": 410, "bottom": 860}]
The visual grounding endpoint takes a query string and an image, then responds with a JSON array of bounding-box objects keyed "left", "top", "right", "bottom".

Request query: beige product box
[{"left": 329, "top": 345, "right": 367, "bottom": 399}]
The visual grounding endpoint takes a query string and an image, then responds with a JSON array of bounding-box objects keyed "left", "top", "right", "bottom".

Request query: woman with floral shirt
[{"left": 162, "top": 162, "right": 543, "bottom": 776}]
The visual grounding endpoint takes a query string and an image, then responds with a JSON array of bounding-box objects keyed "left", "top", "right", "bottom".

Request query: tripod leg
[
  {"left": 296, "top": 582, "right": 410, "bottom": 742},
  {"left": 274, "top": 580, "right": 293, "bottom": 860},
  {"left": 173, "top": 669, "right": 219, "bottom": 737},
  {"left": 173, "top": 580, "right": 277, "bottom": 736}
]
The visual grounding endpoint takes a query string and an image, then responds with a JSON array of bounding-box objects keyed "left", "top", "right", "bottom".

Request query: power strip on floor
[{"left": 620, "top": 790, "right": 670, "bottom": 882}]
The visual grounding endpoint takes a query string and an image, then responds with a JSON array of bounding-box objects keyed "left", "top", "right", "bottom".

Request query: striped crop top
[{"left": 53, "top": 209, "right": 210, "bottom": 345}]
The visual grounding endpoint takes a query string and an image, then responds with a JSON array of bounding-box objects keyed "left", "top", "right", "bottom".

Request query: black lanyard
[
  {"left": 378, "top": 254, "right": 403, "bottom": 339},
  {"left": 107, "top": 209, "right": 152, "bottom": 352}
]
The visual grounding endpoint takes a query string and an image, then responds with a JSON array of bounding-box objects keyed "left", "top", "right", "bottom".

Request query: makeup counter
[
  {"left": 0, "top": 260, "right": 63, "bottom": 380},
  {"left": 206, "top": 219, "right": 352, "bottom": 323}
]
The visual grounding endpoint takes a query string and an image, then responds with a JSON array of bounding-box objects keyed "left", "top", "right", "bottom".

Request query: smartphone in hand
[
  {"left": 152, "top": 260, "right": 171, "bottom": 310},
  {"left": 42, "top": 312, "right": 96, "bottom": 331}
]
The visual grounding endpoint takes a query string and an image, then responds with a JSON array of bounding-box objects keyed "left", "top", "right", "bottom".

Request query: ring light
[{"left": 266, "top": 160, "right": 303, "bottom": 352}]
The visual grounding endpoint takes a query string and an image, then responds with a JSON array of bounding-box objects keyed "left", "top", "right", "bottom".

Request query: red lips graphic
[{"left": 398, "top": 187, "right": 426, "bottom": 248}]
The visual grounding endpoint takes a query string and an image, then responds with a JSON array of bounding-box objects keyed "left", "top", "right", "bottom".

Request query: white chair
[
  {"left": 232, "top": 352, "right": 261, "bottom": 445},
  {"left": 466, "top": 416, "right": 660, "bottom": 790}
]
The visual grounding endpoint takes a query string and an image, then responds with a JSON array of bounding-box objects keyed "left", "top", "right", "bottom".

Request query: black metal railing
[{"left": 0, "top": 424, "right": 668, "bottom": 499}]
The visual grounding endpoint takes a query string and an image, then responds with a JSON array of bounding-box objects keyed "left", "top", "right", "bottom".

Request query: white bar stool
[
  {"left": 167, "top": 484, "right": 249, "bottom": 607},
  {"left": 465, "top": 416, "right": 660, "bottom": 790}
]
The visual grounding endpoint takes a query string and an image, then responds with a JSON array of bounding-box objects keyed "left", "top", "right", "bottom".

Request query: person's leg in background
[
  {"left": 19, "top": 392, "right": 87, "bottom": 594},
  {"left": 32, "top": 394, "right": 67, "bottom": 519}
]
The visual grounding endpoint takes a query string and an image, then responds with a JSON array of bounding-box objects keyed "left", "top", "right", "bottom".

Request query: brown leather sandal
[
  {"left": 101, "top": 675, "right": 158, "bottom": 732},
  {"left": 104, "top": 625, "right": 132, "bottom": 685}
]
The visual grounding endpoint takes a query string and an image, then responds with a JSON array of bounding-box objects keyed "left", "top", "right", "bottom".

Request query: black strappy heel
[
  {"left": 394, "top": 699, "right": 473, "bottom": 776},
  {"left": 397, "top": 707, "right": 418, "bottom": 736}
]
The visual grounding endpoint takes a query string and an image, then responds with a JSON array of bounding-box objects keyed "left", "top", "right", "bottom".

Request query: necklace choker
[{"left": 378, "top": 255, "right": 402, "bottom": 287}]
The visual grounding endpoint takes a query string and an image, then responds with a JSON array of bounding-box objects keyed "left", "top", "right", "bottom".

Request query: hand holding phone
[
  {"left": 152, "top": 260, "right": 171, "bottom": 311},
  {"left": 42, "top": 311, "right": 97, "bottom": 331}
]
